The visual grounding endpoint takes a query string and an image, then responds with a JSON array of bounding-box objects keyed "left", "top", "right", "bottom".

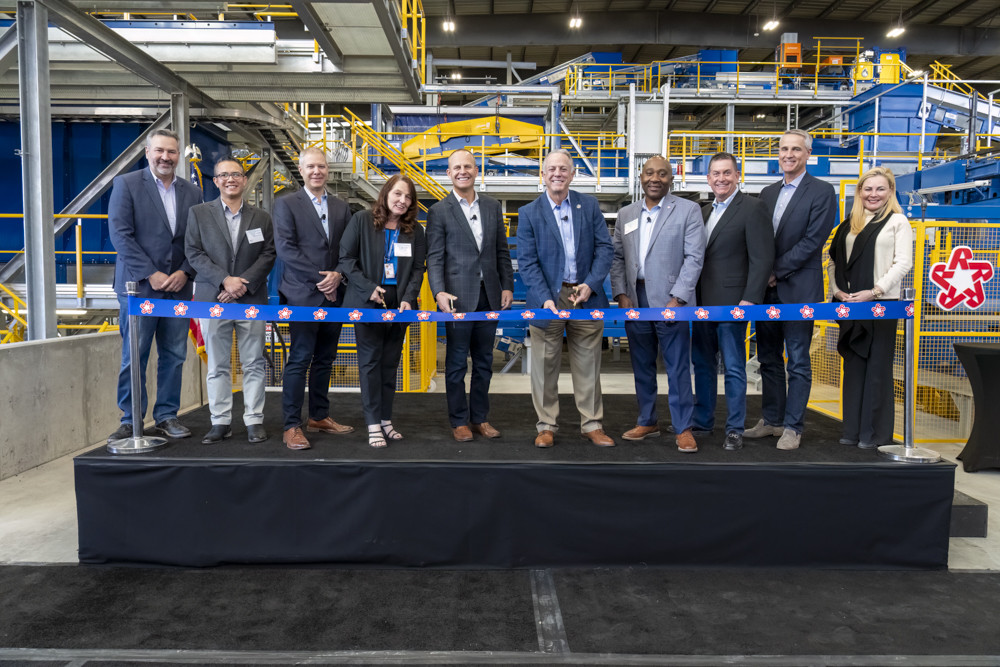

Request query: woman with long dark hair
[
  {"left": 339, "top": 175, "right": 427, "bottom": 448},
  {"left": 828, "top": 166, "right": 913, "bottom": 450}
]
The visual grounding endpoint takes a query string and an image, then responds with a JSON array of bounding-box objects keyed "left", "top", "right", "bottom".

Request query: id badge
[{"left": 384, "top": 262, "right": 395, "bottom": 279}]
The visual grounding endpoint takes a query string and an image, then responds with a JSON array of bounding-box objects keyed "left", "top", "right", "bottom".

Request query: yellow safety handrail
[
  {"left": 929, "top": 61, "right": 987, "bottom": 101},
  {"left": 400, "top": 0, "right": 426, "bottom": 86}
]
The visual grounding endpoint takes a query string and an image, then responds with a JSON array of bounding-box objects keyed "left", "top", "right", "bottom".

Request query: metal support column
[
  {"left": 261, "top": 150, "right": 274, "bottom": 213},
  {"left": 725, "top": 103, "right": 735, "bottom": 154},
  {"left": 879, "top": 288, "right": 940, "bottom": 463},
  {"left": 17, "top": 0, "right": 57, "bottom": 340},
  {"left": 171, "top": 92, "right": 189, "bottom": 180}
]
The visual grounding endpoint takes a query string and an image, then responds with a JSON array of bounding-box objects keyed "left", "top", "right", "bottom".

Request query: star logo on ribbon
[
  {"left": 695, "top": 308, "right": 709, "bottom": 320},
  {"left": 905, "top": 302, "right": 915, "bottom": 318},
  {"left": 590, "top": 310, "right": 604, "bottom": 320},
  {"left": 244, "top": 306, "right": 259, "bottom": 319},
  {"left": 452, "top": 312, "right": 466, "bottom": 320},
  {"left": 730, "top": 307, "right": 745, "bottom": 320},
  {"left": 662, "top": 309, "right": 676, "bottom": 320},
  {"left": 417, "top": 311, "right": 431, "bottom": 321},
  {"left": 486, "top": 312, "right": 499, "bottom": 320},
  {"left": 799, "top": 305, "right": 814, "bottom": 319},
  {"left": 872, "top": 303, "right": 886, "bottom": 318},
  {"left": 348, "top": 309, "right": 363, "bottom": 321},
  {"left": 173, "top": 302, "right": 188, "bottom": 316},
  {"left": 313, "top": 308, "right": 327, "bottom": 321},
  {"left": 139, "top": 300, "right": 154, "bottom": 315},
  {"left": 209, "top": 304, "right": 224, "bottom": 318},
  {"left": 836, "top": 304, "right": 851, "bottom": 318},
  {"left": 558, "top": 310, "right": 571, "bottom": 319},
  {"left": 521, "top": 310, "right": 535, "bottom": 320},
  {"left": 929, "top": 245, "right": 995, "bottom": 310},
  {"left": 381, "top": 311, "right": 396, "bottom": 321},
  {"left": 766, "top": 306, "right": 780, "bottom": 319},
  {"left": 626, "top": 309, "right": 640, "bottom": 320},
  {"left": 278, "top": 307, "right": 293, "bottom": 320}
]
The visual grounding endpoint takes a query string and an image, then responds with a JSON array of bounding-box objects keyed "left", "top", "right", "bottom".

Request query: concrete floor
[{"left": 2, "top": 370, "right": 998, "bottom": 569}]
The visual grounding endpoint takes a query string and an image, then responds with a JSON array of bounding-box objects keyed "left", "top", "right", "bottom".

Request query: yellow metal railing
[
  {"left": 929, "top": 61, "right": 987, "bottom": 101},
  {"left": 400, "top": 0, "right": 426, "bottom": 86},
  {"left": 798, "top": 219, "right": 1000, "bottom": 444}
]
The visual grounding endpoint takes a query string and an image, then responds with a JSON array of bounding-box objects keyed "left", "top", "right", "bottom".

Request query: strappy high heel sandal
[{"left": 381, "top": 422, "right": 403, "bottom": 441}]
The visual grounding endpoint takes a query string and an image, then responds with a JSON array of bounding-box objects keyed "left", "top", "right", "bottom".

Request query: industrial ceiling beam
[
  {"left": 425, "top": 11, "right": 998, "bottom": 58},
  {"left": 287, "top": 0, "right": 344, "bottom": 67},
  {"left": 36, "top": 0, "right": 223, "bottom": 108}
]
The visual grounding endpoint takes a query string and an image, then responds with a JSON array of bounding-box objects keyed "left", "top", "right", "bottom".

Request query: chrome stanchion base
[
  {"left": 107, "top": 436, "right": 169, "bottom": 455},
  {"left": 878, "top": 444, "right": 941, "bottom": 463}
]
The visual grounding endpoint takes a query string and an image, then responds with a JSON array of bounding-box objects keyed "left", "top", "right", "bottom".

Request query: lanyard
[{"left": 384, "top": 227, "right": 400, "bottom": 263}]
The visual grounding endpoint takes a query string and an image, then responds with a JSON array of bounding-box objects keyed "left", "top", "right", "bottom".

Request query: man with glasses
[
  {"left": 272, "top": 147, "right": 354, "bottom": 450},
  {"left": 107, "top": 128, "right": 203, "bottom": 443},
  {"left": 516, "top": 149, "right": 614, "bottom": 448},
  {"left": 185, "top": 158, "right": 276, "bottom": 444}
]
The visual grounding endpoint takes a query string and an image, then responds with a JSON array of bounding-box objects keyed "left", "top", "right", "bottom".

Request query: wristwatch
[
  {"left": 871, "top": 286, "right": 884, "bottom": 298},
  {"left": 672, "top": 296, "right": 687, "bottom": 306}
]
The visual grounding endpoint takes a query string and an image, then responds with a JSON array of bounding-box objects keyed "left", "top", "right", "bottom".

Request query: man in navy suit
[
  {"left": 427, "top": 149, "right": 514, "bottom": 442},
  {"left": 185, "top": 158, "right": 276, "bottom": 445},
  {"left": 273, "top": 147, "right": 354, "bottom": 450},
  {"left": 107, "top": 128, "right": 204, "bottom": 443},
  {"left": 516, "top": 149, "right": 614, "bottom": 448},
  {"left": 691, "top": 152, "right": 774, "bottom": 451},
  {"left": 745, "top": 130, "right": 837, "bottom": 450}
]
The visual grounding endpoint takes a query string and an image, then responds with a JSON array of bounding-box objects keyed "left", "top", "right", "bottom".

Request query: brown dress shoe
[
  {"left": 581, "top": 429, "right": 615, "bottom": 447},
  {"left": 534, "top": 430, "right": 555, "bottom": 448},
  {"left": 471, "top": 422, "right": 501, "bottom": 438},
  {"left": 453, "top": 425, "right": 474, "bottom": 442},
  {"left": 283, "top": 426, "right": 311, "bottom": 450},
  {"left": 622, "top": 424, "right": 661, "bottom": 441},
  {"left": 306, "top": 417, "right": 354, "bottom": 434},
  {"left": 676, "top": 428, "right": 698, "bottom": 453}
]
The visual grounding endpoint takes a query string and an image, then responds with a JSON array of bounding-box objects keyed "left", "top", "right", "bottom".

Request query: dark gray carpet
[{"left": 82, "top": 394, "right": 889, "bottom": 465}]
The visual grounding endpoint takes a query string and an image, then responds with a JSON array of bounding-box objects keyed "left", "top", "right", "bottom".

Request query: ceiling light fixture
[
  {"left": 450, "top": 72, "right": 461, "bottom": 80},
  {"left": 442, "top": 18, "right": 455, "bottom": 32},
  {"left": 763, "top": 0, "right": 779, "bottom": 31},
  {"left": 887, "top": 4, "right": 905, "bottom": 38},
  {"left": 569, "top": 16, "right": 582, "bottom": 28}
]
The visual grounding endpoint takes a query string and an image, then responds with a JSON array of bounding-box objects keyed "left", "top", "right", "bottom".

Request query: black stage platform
[{"left": 76, "top": 393, "right": 955, "bottom": 569}]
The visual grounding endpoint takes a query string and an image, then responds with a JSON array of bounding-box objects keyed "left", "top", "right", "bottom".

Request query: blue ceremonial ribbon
[{"left": 129, "top": 297, "right": 915, "bottom": 324}]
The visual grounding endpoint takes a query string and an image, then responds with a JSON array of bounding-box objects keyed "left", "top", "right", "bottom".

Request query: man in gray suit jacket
[
  {"left": 426, "top": 149, "right": 514, "bottom": 442},
  {"left": 611, "top": 156, "right": 705, "bottom": 452},
  {"left": 107, "top": 129, "right": 203, "bottom": 444},
  {"left": 185, "top": 158, "right": 276, "bottom": 445},
  {"left": 691, "top": 152, "right": 774, "bottom": 451}
]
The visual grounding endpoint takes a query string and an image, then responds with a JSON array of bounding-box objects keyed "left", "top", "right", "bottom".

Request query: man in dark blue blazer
[
  {"left": 273, "top": 147, "right": 354, "bottom": 450},
  {"left": 516, "top": 149, "right": 614, "bottom": 448},
  {"left": 107, "top": 129, "right": 204, "bottom": 443},
  {"left": 746, "top": 130, "right": 837, "bottom": 450},
  {"left": 426, "top": 149, "right": 514, "bottom": 442},
  {"left": 691, "top": 152, "right": 774, "bottom": 452}
]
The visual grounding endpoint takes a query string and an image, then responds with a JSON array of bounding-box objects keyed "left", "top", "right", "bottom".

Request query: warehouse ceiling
[{"left": 420, "top": 0, "right": 1000, "bottom": 85}]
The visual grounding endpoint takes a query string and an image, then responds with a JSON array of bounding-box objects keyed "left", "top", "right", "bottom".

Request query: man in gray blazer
[
  {"left": 611, "top": 155, "right": 705, "bottom": 452},
  {"left": 426, "top": 149, "right": 514, "bottom": 442},
  {"left": 272, "top": 147, "right": 354, "bottom": 450},
  {"left": 185, "top": 158, "right": 276, "bottom": 445},
  {"left": 691, "top": 152, "right": 774, "bottom": 451},
  {"left": 747, "top": 130, "right": 837, "bottom": 450},
  {"left": 107, "top": 128, "right": 203, "bottom": 443}
]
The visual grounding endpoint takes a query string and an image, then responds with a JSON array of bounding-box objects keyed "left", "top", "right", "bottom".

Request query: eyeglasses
[{"left": 214, "top": 172, "right": 245, "bottom": 180}]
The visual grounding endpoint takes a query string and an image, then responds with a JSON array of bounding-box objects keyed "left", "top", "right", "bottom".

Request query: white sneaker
[
  {"left": 776, "top": 429, "right": 801, "bottom": 450},
  {"left": 743, "top": 419, "right": 783, "bottom": 439}
]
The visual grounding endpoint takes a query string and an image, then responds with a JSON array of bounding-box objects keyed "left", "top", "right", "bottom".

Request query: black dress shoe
[
  {"left": 107, "top": 423, "right": 140, "bottom": 443},
  {"left": 154, "top": 418, "right": 191, "bottom": 439},
  {"left": 201, "top": 424, "right": 232, "bottom": 444},
  {"left": 724, "top": 431, "right": 744, "bottom": 451},
  {"left": 247, "top": 424, "right": 268, "bottom": 443}
]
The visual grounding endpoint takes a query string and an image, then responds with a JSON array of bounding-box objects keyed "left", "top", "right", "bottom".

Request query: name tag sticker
[
  {"left": 246, "top": 228, "right": 265, "bottom": 244},
  {"left": 394, "top": 242, "right": 412, "bottom": 257},
  {"left": 623, "top": 219, "right": 639, "bottom": 235}
]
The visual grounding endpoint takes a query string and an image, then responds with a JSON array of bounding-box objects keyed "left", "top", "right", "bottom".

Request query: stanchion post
[
  {"left": 107, "top": 281, "right": 169, "bottom": 455},
  {"left": 879, "top": 288, "right": 940, "bottom": 463}
]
